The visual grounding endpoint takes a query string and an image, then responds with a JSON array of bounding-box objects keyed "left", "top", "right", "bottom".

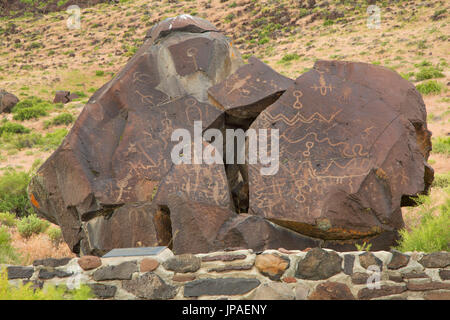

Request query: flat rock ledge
[{"left": 1, "top": 249, "right": 449, "bottom": 300}]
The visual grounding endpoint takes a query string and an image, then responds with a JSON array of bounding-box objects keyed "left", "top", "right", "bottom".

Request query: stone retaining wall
[{"left": 3, "top": 248, "right": 450, "bottom": 300}]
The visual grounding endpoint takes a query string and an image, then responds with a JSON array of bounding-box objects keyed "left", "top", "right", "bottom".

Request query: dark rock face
[
  {"left": 160, "top": 195, "right": 235, "bottom": 255},
  {"left": 308, "top": 282, "right": 355, "bottom": 300},
  {"left": 343, "top": 254, "right": 355, "bottom": 275},
  {"left": 38, "top": 269, "right": 73, "bottom": 280},
  {"left": 33, "top": 257, "right": 72, "bottom": 268},
  {"left": 357, "top": 284, "right": 406, "bottom": 300},
  {"left": 162, "top": 254, "right": 201, "bottom": 273},
  {"left": 7, "top": 266, "right": 34, "bottom": 280},
  {"left": 439, "top": 270, "right": 450, "bottom": 280},
  {"left": 28, "top": 16, "right": 433, "bottom": 256},
  {"left": 84, "top": 203, "right": 168, "bottom": 256},
  {"left": 248, "top": 60, "right": 432, "bottom": 248},
  {"left": 183, "top": 278, "right": 261, "bottom": 297},
  {"left": 53, "top": 91, "right": 71, "bottom": 104},
  {"left": 92, "top": 261, "right": 138, "bottom": 281},
  {"left": 388, "top": 250, "right": 410, "bottom": 269},
  {"left": 208, "top": 56, "right": 293, "bottom": 126},
  {"left": 295, "top": 248, "right": 342, "bottom": 280},
  {"left": 359, "top": 252, "right": 383, "bottom": 270},
  {"left": 87, "top": 283, "right": 117, "bottom": 299},
  {"left": 123, "top": 272, "right": 177, "bottom": 300},
  {"left": 0, "top": 89, "right": 19, "bottom": 113},
  {"left": 351, "top": 272, "right": 370, "bottom": 285},
  {"left": 215, "top": 214, "right": 322, "bottom": 252},
  {"left": 28, "top": 16, "right": 242, "bottom": 256},
  {"left": 419, "top": 252, "right": 450, "bottom": 268}
]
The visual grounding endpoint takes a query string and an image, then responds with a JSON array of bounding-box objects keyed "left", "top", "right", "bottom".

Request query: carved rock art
[
  {"left": 28, "top": 16, "right": 433, "bottom": 256},
  {"left": 248, "top": 60, "right": 433, "bottom": 249}
]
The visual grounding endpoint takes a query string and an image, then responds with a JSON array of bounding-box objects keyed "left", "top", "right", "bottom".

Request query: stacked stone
[{"left": 2, "top": 249, "right": 449, "bottom": 300}]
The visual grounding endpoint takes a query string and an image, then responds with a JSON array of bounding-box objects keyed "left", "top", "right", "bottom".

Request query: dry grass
[
  {"left": 9, "top": 225, "right": 75, "bottom": 265},
  {"left": 402, "top": 187, "right": 449, "bottom": 231}
]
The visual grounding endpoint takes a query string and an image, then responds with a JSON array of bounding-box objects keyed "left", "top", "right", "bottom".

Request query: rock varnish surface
[{"left": 28, "top": 16, "right": 433, "bottom": 255}]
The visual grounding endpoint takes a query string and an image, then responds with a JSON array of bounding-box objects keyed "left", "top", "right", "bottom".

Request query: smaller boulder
[
  {"left": 78, "top": 255, "right": 102, "bottom": 271},
  {"left": 309, "top": 282, "right": 355, "bottom": 300},
  {"left": 162, "top": 254, "right": 201, "bottom": 273},
  {"left": 295, "top": 248, "right": 342, "bottom": 280},
  {"left": 53, "top": 90, "right": 71, "bottom": 104},
  {"left": 359, "top": 252, "right": 383, "bottom": 270},
  {"left": 0, "top": 89, "right": 19, "bottom": 113},
  {"left": 255, "top": 253, "right": 290, "bottom": 281}
]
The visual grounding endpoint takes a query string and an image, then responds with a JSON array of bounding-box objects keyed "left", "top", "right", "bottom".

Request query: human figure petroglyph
[{"left": 311, "top": 70, "right": 334, "bottom": 96}]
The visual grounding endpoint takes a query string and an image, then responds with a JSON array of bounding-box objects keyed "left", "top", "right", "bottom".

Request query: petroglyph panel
[
  {"left": 208, "top": 57, "right": 293, "bottom": 119},
  {"left": 248, "top": 61, "right": 431, "bottom": 241},
  {"left": 28, "top": 16, "right": 239, "bottom": 255},
  {"left": 154, "top": 141, "right": 232, "bottom": 210},
  {"left": 169, "top": 37, "right": 215, "bottom": 76}
]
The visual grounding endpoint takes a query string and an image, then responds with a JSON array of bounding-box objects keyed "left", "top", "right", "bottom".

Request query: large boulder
[
  {"left": 247, "top": 60, "right": 432, "bottom": 248},
  {"left": 28, "top": 15, "right": 243, "bottom": 255},
  {"left": 28, "top": 16, "right": 432, "bottom": 256},
  {"left": 0, "top": 89, "right": 19, "bottom": 113}
]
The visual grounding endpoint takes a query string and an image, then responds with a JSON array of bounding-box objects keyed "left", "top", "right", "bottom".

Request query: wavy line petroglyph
[
  {"left": 280, "top": 131, "right": 368, "bottom": 158},
  {"left": 262, "top": 109, "right": 342, "bottom": 126}
]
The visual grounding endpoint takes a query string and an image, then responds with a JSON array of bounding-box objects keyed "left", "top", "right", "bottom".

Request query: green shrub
[
  {"left": 0, "top": 268, "right": 92, "bottom": 300},
  {"left": 0, "top": 227, "right": 20, "bottom": 264},
  {"left": 0, "top": 122, "right": 30, "bottom": 135},
  {"left": 12, "top": 97, "right": 50, "bottom": 112},
  {"left": 0, "top": 170, "right": 32, "bottom": 217},
  {"left": 224, "top": 13, "right": 235, "bottom": 23},
  {"left": 0, "top": 212, "right": 17, "bottom": 227},
  {"left": 432, "top": 173, "right": 450, "bottom": 189},
  {"left": 400, "top": 71, "right": 415, "bottom": 81},
  {"left": 279, "top": 53, "right": 300, "bottom": 63},
  {"left": 1, "top": 132, "right": 43, "bottom": 149},
  {"left": 258, "top": 37, "right": 269, "bottom": 45},
  {"left": 95, "top": 70, "right": 104, "bottom": 77},
  {"left": 44, "top": 113, "right": 74, "bottom": 129},
  {"left": 17, "top": 214, "right": 50, "bottom": 238},
  {"left": 432, "top": 136, "right": 450, "bottom": 155},
  {"left": 41, "top": 128, "right": 68, "bottom": 150},
  {"left": 416, "top": 80, "right": 444, "bottom": 95},
  {"left": 395, "top": 196, "right": 450, "bottom": 252},
  {"left": 73, "top": 91, "right": 87, "bottom": 98},
  {"left": 52, "top": 113, "right": 74, "bottom": 126},
  {"left": 46, "top": 227, "right": 63, "bottom": 244},
  {"left": 414, "top": 60, "right": 432, "bottom": 67},
  {"left": 415, "top": 66, "right": 444, "bottom": 81},
  {"left": 13, "top": 106, "right": 48, "bottom": 121},
  {"left": 355, "top": 242, "right": 372, "bottom": 251}
]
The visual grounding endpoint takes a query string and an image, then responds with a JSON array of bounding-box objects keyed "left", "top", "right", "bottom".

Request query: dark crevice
[
  {"left": 222, "top": 113, "right": 259, "bottom": 214},
  {"left": 154, "top": 205, "right": 173, "bottom": 249}
]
